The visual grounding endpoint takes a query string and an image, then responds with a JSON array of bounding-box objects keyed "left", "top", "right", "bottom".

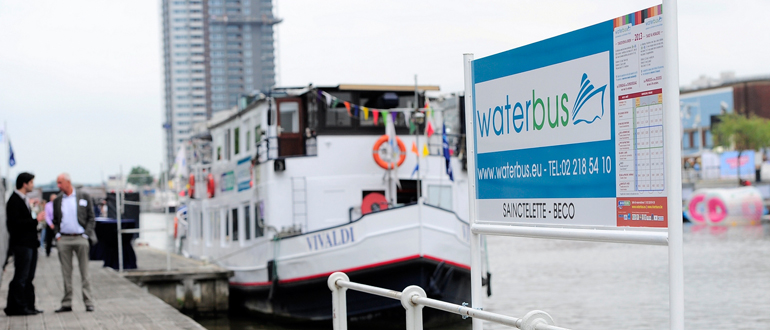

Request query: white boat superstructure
[{"left": 180, "top": 85, "right": 485, "bottom": 324}]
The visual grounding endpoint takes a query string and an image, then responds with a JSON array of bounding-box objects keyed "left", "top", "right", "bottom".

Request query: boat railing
[{"left": 328, "top": 272, "right": 571, "bottom": 330}]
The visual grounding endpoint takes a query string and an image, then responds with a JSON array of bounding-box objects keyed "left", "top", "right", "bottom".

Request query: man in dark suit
[
  {"left": 52, "top": 173, "right": 97, "bottom": 313},
  {"left": 4, "top": 172, "right": 44, "bottom": 316}
]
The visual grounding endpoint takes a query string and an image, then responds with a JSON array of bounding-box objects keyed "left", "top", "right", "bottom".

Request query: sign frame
[{"left": 463, "top": 1, "right": 683, "bottom": 329}]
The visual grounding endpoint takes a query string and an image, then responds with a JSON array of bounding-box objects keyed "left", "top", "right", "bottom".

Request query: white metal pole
[
  {"left": 463, "top": 53, "right": 484, "bottom": 330},
  {"left": 117, "top": 166, "right": 124, "bottom": 273},
  {"left": 663, "top": 1, "right": 684, "bottom": 329},
  {"left": 165, "top": 165, "right": 171, "bottom": 271},
  {"left": 415, "top": 74, "right": 423, "bottom": 257}
]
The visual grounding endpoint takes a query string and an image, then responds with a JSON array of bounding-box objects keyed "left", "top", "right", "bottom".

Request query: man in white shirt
[{"left": 52, "top": 173, "right": 96, "bottom": 313}]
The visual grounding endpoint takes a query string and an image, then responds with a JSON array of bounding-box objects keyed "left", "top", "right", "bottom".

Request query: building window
[
  {"left": 217, "top": 146, "right": 222, "bottom": 160},
  {"left": 246, "top": 130, "right": 250, "bottom": 152},
  {"left": 225, "top": 129, "right": 231, "bottom": 160}
]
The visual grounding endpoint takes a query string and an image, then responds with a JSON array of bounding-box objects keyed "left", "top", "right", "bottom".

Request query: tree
[
  {"left": 127, "top": 166, "right": 154, "bottom": 186},
  {"left": 712, "top": 114, "right": 770, "bottom": 184}
]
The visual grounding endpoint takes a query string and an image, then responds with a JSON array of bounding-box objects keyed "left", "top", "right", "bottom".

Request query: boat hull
[{"left": 231, "top": 255, "right": 471, "bottom": 328}]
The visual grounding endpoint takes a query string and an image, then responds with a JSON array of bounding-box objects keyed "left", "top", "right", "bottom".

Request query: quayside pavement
[{"left": 0, "top": 248, "right": 206, "bottom": 330}]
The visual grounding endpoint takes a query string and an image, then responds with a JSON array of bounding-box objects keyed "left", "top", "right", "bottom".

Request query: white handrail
[{"left": 328, "top": 272, "right": 571, "bottom": 330}]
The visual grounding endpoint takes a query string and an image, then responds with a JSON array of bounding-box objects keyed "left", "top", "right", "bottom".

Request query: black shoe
[
  {"left": 85, "top": 306, "right": 95, "bottom": 312},
  {"left": 54, "top": 306, "right": 72, "bottom": 313},
  {"left": 4, "top": 309, "right": 36, "bottom": 316},
  {"left": 33, "top": 309, "right": 43, "bottom": 314}
]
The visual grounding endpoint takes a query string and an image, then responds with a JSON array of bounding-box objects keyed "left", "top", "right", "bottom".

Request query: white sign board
[{"left": 471, "top": 5, "right": 668, "bottom": 228}]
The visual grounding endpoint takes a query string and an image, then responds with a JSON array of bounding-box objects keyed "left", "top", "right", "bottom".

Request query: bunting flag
[
  {"left": 411, "top": 163, "right": 419, "bottom": 178},
  {"left": 424, "top": 98, "right": 433, "bottom": 118},
  {"left": 411, "top": 141, "right": 419, "bottom": 155},
  {"left": 8, "top": 139, "right": 16, "bottom": 167},
  {"left": 425, "top": 121, "right": 435, "bottom": 137},
  {"left": 382, "top": 110, "right": 389, "bottom": 125},
  {"left": 442, "top": 124, "right": 454, "bottom": 181},
  {"left": 422, "top": 144, "right": 429, "bottom": 157},
  {"left": 316, "top": 89, "right": 436, "bottom": 127}
]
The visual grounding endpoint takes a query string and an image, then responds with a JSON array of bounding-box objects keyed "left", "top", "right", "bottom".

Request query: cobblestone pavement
[{"left": 0, "top": 248, "right": 206, "bottom": 329}]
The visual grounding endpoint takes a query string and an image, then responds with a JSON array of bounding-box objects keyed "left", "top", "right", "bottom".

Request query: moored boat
[{"left": 180, "top": 84, "right": 488, "bottom": 326}]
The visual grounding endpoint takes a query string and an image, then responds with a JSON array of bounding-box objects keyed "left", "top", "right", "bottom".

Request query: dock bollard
[
  {"left": 401, "top": 285, "right": 426, "bottom": 330},
  {"left": 327, "top": 272, "right": 349, "bottom": 330}
]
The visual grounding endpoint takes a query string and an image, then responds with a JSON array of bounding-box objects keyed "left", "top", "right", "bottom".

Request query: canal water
[{"left": 139, "top": 217, "right": 770, "bottom": 329}]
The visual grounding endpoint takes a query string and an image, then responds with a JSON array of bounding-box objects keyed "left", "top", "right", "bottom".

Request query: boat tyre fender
[{"left": 372, "top": 135, "right": 406, "bottom": 169}]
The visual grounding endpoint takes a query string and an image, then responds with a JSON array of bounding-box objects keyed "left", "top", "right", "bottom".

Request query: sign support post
[
  {"left": 663, "top": 0, "right": 684, "bottom": 329},
  {"left": 463, "top": 53, "right": 484, "bottom": 330}
]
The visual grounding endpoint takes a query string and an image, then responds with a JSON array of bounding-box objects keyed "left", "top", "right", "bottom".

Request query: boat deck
[{"left": 0, "top": 248, "right": 205, "bottom": 330}]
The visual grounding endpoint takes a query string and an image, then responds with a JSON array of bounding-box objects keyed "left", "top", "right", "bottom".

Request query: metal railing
[{"left": 327, "top": 272, "right": 570, "bottom": 330}]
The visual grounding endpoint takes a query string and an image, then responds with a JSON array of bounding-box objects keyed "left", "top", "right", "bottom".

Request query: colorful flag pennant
[
  {"left": 331, "top": 98, "right": 339, "bottom": 108},
  {"left": 353, "top": 104, "right": 360, "bottom": 117},
  {"left": 411, "top": 163, "right": 419, "bottom": 178},
  {"left": 425, "top": 121, "right": 435, "bottom": 137},
  {"left": 442, "top": 124, "right": 454, "bottom": 181},
  {"left": 382, "top": 110, "right": 389, "bottom": 124},
  {"left": 343, "top": 101, "right": 351, "bottom": 115},
  {"left": 324, "top": 92, "right": 333, "bottom": 107},
  {"left": 8, "top": 139, "right": 16, "bottom": 167},
  {"left": 391, "top": 111, "right": 398, "bottom": 124},
  {"left": 363, "top": 107, "right": 370, "bottom": 120},
  {"left": 422, "top": 144, "right": 429, "bottom": 157},
  {"left": 373, "top": 110, "right": 380, "bottom": 125},
  {"left": 411, "top": 141, "right": 419, "bottom": 155}
]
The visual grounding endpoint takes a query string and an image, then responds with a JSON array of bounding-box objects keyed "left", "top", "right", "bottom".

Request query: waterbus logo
[
  {"left": 618, "top": 200, "right": 631, "bottom": 209},
  {"left": 645, "top": 16, "right": 662, "bottom": 26},
  {"left": 475, "top": 73, "right": 607, "bottom": 138},
  {"left": 614, "top": 25, "right": 631, "bottom": 34}
]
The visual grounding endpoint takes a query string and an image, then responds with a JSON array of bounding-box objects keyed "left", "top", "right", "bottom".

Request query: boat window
[
  {"left": 234, "top": 127, "right": 240, "bottom": 155},
  {"left": 325, "top": 92, "right": 352, "bottom": 128},
  {"left": 427, "top": 185, "right": 453, "bottom": 210},
  {"left": 189, "top": 206, "right": 197, "bottom": 243},
  {"left": 225, "top": 129, "right": 231, "bottom": 161},
  {"left": 209, "top": 210, "right": 218, "bottom": 245},
  {"left": 396, "top": 179, "right": 419, "bottom": 205},
  {"left": 199, "top": 211, "right": 204, "bottom": 241},
  {"left": 244, "top": 205, "right": 251, "bottom": 240},
  {"left": 279, "top": 101, "right": 300, "bottom": 134},
  {"left": 224, "top": 209, "right": 231, "bottom": 243},
  {"left": 232, "top": 208, "right": 239, "bottom": 242},
  {"left": 255, "top": 202, "right": 264, "bottom": 238},
  {"left": 246, "top": 130, "right": 251, "bottom": 152}
]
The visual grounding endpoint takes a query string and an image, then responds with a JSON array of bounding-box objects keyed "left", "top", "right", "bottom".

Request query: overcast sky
[{"left": 1, "top": 0, "right": 768, "bottom": 185}]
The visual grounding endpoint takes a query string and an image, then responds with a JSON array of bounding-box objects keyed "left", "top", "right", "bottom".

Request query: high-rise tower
[{"left": 161, "top": 0, "right": 280, "bottom": 168}]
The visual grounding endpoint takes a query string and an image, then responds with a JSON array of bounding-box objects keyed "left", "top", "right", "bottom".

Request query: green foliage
[
  {"left": 127, "top": 166, "right": 154, "bottom": 186},
  {"left": 712, "top": 114, "right": 770, "bottom": 151}
]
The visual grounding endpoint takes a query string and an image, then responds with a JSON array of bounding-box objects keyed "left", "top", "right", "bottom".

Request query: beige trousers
[{"left": 57, "top": 236, "right": 93, "bottom": 307}]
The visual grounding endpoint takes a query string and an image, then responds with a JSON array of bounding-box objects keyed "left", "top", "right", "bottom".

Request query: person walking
[
  {"left": 43, "top": 194, "right": 57, "bottom": 257},
  {"left": 52, "top": 173, "right": 97, "bottom": 313},
  {"left": 4, "top": 172, "right": 44, "bottom": 316}
]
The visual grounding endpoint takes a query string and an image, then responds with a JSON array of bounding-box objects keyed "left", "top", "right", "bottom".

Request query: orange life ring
[
  {"left": 207, "top": 173, "right": 215, "bottom": 198},
  {"left": 372, "top": 135, "right": 406, "bottom": 169}
]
